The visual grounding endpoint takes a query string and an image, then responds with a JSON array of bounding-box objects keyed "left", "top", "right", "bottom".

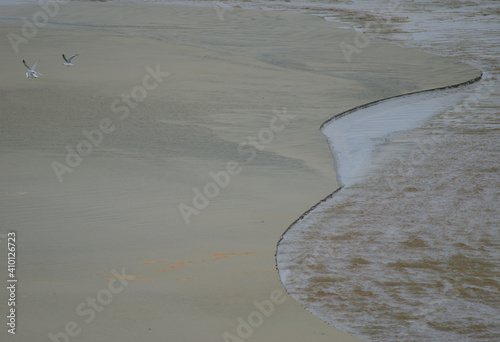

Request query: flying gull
[
  {"left": 62, "top": 53, "right": 79, "bottom": 66},
  {"left": 23, "top": 59, "right": 43, "bottom": 78}
]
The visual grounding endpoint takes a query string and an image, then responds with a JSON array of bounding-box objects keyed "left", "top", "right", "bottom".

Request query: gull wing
[
  {"left": 67, "top": 54, "right": 78, "bottom": 62},
  {"left": 32, "top": 59, "right": 39, "bottom": 71},
  {"left": 62, "top": 54, "right": 69, "bottom": 63},
  {"left": 23, "top": 59, "right": 31, "bottom": 70}
]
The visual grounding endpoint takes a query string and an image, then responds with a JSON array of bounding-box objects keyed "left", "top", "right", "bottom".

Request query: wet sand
[{"left": 0, "top": 3, "right": 480, "bottom": 341}]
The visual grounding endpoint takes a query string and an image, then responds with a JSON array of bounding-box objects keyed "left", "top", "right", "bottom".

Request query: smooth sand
[{"left": 0, "top": 3, "right": 480, "bottom": 341}]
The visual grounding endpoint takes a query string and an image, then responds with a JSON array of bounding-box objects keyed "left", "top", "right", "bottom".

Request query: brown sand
[{"left": 0, "top": 3, "right": 480, "bottom": 341}]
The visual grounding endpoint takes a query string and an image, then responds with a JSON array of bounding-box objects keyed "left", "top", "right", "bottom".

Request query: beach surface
[{"left": 0, "top": 3, "right": 480, "bottom": 341}]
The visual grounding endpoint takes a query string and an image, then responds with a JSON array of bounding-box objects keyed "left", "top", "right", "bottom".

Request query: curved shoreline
[
  {"left": 275, "top": 67, "right": 484, "bottom": 339},
  {"left": 273, "top": 0, "right": 483, "bottom": 253},
  {"left": 320, "top": 72, "right": 482, "bottom": 130},
  {"left": 277, "top": 68, "right": 482, "bottom": 253}
]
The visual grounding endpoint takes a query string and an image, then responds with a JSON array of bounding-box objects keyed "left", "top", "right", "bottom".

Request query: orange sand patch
[
  {"left": 143, "top": 252, "right": 258, "bottom": 277},
  {"left": 142, "top": 260, "right": 169, "bottom": 264},
  {"left": 156, "top": 266, "right": 179, "bottom": 272},
  {"left": 213, "top": 252, "right": 257, "bottom": 260},
  {"left": 106, "top": 274, "right": 136, "bottom": 280}
]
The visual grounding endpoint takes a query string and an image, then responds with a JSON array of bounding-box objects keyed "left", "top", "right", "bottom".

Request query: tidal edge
[{"left": 274, "top": 67, "right": 484, "bottom": 324}]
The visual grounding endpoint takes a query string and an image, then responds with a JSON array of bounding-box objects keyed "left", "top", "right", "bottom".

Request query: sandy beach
[{"left": 0, "top": 3, "right": 481, "bottom": 341}]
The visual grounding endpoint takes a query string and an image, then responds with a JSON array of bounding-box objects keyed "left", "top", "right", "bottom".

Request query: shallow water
[
  {"left": 278, "top": 93, "right": 499, "bottom": 340},
  {"left": 277, "top": 0, "right": 499, "bottom": 341}
]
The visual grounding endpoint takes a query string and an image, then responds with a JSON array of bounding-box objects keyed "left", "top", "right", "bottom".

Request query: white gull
[
  {"left": 62, "top": 53, "right": 79, "bottom": 66},
  {"left": 23, "top": 59, "right": 43, "bottom": 78}
]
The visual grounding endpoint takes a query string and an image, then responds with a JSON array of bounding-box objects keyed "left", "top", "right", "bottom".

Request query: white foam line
[{"left": 321, "top": 80, "right": 480, "bottom": 187}]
